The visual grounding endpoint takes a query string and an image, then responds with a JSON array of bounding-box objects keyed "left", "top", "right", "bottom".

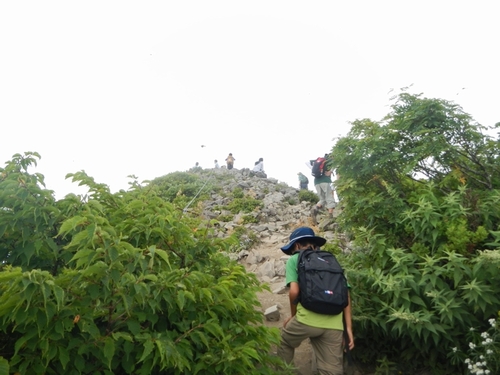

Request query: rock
[
  {"left": 264, "top": 305, "right": 281, "bottom": 321},
  {"left": 272, "top": 282, "right": 288, "bottom": 295},
  {"left": 274, "top": 260, "right": 286, "bottom": 277},
  {"left": 260, "top": 276, "right": 272, "bottom": 284},
  {"left": 257, "top": 259, "right": 276, "bottom": 279}
]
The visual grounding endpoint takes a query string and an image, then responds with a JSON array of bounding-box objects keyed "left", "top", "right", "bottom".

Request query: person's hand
[
  {"left": 283, "top": 316, "right": 293, "bottom": 328},
  {"left": 343, "top": 329, "right": 355, "bottom": 351}
]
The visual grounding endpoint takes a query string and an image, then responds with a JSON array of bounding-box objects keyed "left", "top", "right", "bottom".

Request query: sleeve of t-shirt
[{"left": 285, "top": 253, "right": 299, "bottom": 286}]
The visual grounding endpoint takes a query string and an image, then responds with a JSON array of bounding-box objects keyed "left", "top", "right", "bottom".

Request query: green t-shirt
[
  {"left": 313, "top": 173, "right": 333, "bottom": 185},
  {"left": 285, "top": 252, "right": 343, "bottom": 330}
]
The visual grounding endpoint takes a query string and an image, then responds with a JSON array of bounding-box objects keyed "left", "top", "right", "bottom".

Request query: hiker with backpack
[
  {"left": 298, "top": 172, "right": 309, "bottom": 190},
  {"left": 277, "top": 226, "right": 354, "bottom": 375},
  {"left": 310, "top": 154, "right": 336, "bottom": 224},
  {"left": 225, "top": 153, "right": 235, "bottom": 170}
]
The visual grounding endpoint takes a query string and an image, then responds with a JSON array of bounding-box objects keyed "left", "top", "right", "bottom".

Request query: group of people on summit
[
  {"left": 196, "top": 153, "right": 337, "bottom": 225},
  {"left": 195, "top": 153, "right": 265, "bottom": 173}
]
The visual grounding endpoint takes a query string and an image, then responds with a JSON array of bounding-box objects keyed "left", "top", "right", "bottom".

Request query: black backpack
[
  {"left": 296, "top": 248, "right": 349, "bottom": 315},
  {"left": 311, "top": 157, "right": 327, "bottom": 178}
]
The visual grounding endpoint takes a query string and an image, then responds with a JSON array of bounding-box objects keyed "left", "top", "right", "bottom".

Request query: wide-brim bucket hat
[{"left": 280, "top": 226, "right": 326, "bottom": 255}]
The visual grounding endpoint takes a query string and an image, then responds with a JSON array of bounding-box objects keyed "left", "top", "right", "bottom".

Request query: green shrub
[
  {"left": 298, "top": 189, "right": 319, "bottom": 204},
  {"left": 223, "top": 226, "right": 260, "bottom": 252},
  {"left": 0, "top": 153, "right": 292, "bottom": 375},
  {"left": 232, "top": 187, "right": 244, "bottom": 199},
  {"left": 218, "top": 214, "right": 233, "bottom": 222},
  {"left": 227, "top": 197, "right": 263, "bottom": 214},
  {"left": 331, "top": 93, "right": 500, "bottom": 373},
  {"left": 242, "top": 214, "right": 259, "bottom": 224},
  {"left": 148, "top": 171, "right": 212, "bottom": 207}
]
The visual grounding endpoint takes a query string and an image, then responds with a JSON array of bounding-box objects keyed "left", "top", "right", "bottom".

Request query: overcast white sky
[{"left": 1, "top": 1, "right": 498, "bottom": 199}]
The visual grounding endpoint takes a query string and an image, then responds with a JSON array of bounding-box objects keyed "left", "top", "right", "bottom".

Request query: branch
[{"left": 175, "top": 323, "right": 204, "bottom": 344}]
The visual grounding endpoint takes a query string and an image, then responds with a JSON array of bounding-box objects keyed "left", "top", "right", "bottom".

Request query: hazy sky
[{"left": 1, "top": 1, "right": 498, "bottom": 199}]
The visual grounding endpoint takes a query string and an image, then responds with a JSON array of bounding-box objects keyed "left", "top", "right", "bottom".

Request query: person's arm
[
  {"left": 284, "top": 281, "right": 299, "bottom": 327},
  {"left": 343, "top": 292, "right": 354, "bottom": 350},
  {"left": 288, "top": 282, "right": 299, "bottom": 317}
]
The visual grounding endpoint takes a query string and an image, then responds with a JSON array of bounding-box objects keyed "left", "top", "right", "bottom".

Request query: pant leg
[
  {"left": 309, "top": 329, "right": 343, "bottom": 375},
  {"left": 315, "top": 184, "right": 325, "bottom": 207},
  {"left": 324, "top": 183, "right": 336, "bottom": 209},
  {"left": 278, "top": 317, "right": 324, "bottom": 364}
]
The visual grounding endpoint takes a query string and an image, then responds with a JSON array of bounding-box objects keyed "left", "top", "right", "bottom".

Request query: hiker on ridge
[
  {"left": 310, "top": 154, "right": 336, "bottom": 224},
  {"left": 225, "top": 153, "right": 235, "bottom": 170},
  {"left": 252, "top": 157, "right": 264, "bottom": 172},
  {"left": 298, "top": 172, "right": 309, "bottom": 190}
]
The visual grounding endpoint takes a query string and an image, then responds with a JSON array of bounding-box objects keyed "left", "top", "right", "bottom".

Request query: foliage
[
  {"left": 232, "top": 187, "right": 244, "bottom": 199},
  {"left": 0, "top": 357, "right": 8, "bottom": 375},
  {"left": 242, "top": 214, "right": 259, "bottom": 224},
  {"left": 148, "top": 171, "right": 213, "bottom": 209},
  {"left": 0, "top": 153, "right": 292, "bottom": 375},
  {"left": 224, "top": 227, "right": 260, "bottom": 253},
  {"left": 331, "top": 92, "right": 500, "bottom": 373},
  {"left": 227, "top": 197, "right": 263, "bottom": 214},
  {"left": 298, "top": 189, "right": 319, "bottom": 204},
  {"left": 217, "top": 214, "right": 233, "bottom": 222}
]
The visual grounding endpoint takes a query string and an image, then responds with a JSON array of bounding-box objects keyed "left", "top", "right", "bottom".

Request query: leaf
[
  {"left": 103, "top": 337, "right": 115, "bottom": 369},
  {"left": 111, "top": 332, "right": 134, "bottom": 342},
  {"left": 23, "top": 243, "right": 35, "bottom": 265},
  {"left": 58, "top": 215, "right": 86, "bottom": 236},
  {"left": 52, "top": 285, "right": 65, "bottom": 310},
  {"left": 155, "top": 249, "right": 172, "bottom": 270},
  {"left": 0, "top": 357, "right": 8, "bottom": 375},
  {"left": 108, "top": 247, "right": 119, "bottom": 262},
  {"left": 203, "top": 321, "right": 224, "bottom": 339},
  {"left": 410, "top": 295, "right": 427, "bottom": 307},
  {"left": 14, "top": 330, "right": 38, "bottom": 356},
  {"left": 70, "top": 249, "right": 95, "bottom": 265},
  {"left": 177, "top": 291, "right": 186, "bottom": 310},
  {"left": 59, "top": 346, "right": 70, "bottom": 370},
  {"left": 138, "top": 339, "right": 154, "bottom": 363},
  {"left": 126, "top": 319, "right": 141, "bottom": 335}
]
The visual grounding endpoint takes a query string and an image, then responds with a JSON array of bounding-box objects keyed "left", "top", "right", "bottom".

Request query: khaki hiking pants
[{"left": 277, "top": 316, "right": 343, "bottom": 375}]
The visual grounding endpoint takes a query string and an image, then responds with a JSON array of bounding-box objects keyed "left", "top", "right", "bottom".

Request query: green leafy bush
[
  {"left": 148, "top": 171, "right": 212, "bottom": 207},
  {"left": 232, "top": 187, "right": 244, "bottom": 199},
  {"left": 331, "top": 93, "right": 500, "bottom": 373},
  {"left": 0, "top": 153, "right": 291, "bottom": 375},
  {"left": 217, "top": 214, "right": 233, "bottom": 222},
  {"left": 223, "top": 226, "right": 260, "bottom": 252},
  {"left": 298, "top": 189, "right": 318, "bottom": 204},
  {"left": 227, "top": 197, "right": 263, "bottom": 214},
  {"left": 242, "top": 214, "right": 259, "bottom": 224}
]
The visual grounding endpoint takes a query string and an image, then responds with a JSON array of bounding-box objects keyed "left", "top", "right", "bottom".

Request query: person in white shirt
[{"left": 252, "top": 157, "right": 264, "bottom": 172}]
